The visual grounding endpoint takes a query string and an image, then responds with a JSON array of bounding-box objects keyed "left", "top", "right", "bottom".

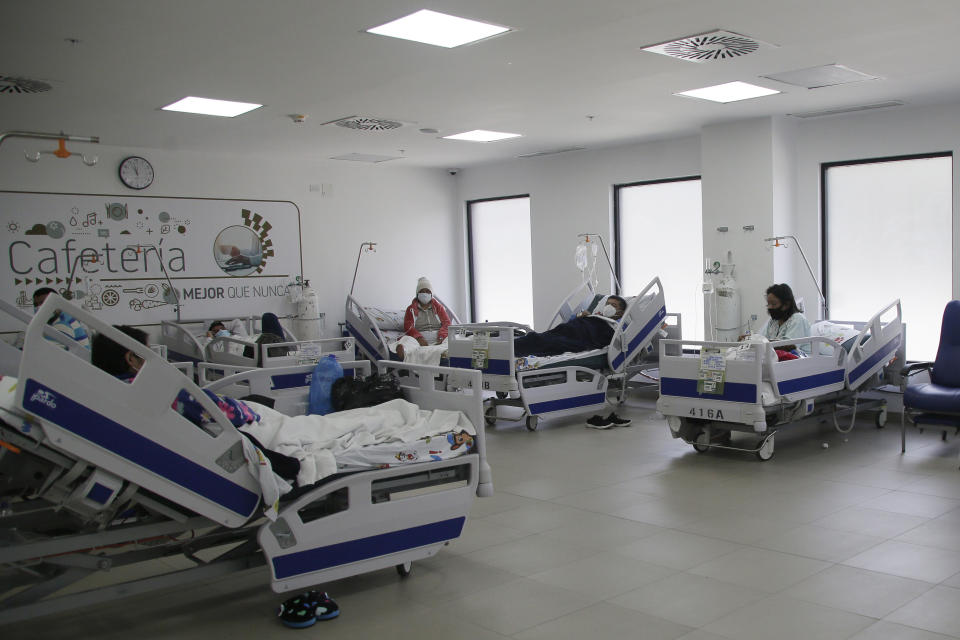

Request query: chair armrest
[{"left": 901, "top": 361, "right": 933, "bottom": 378}]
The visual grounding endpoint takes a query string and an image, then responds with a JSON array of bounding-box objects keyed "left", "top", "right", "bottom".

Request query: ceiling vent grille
[
  {"left": 0, "top": 76, "right": 52, "bottom": 94},
  {"left": 642, "top": 30, "right": 774, "bottom": 63},
  {"left": 791, "top": 101, "right": 904, "bottom": 118},
  {"left": 322, "top": 115, "right": 404, "bottom": 131},
  {"left": 518, "top": 147, "right": 585, "bottom": 159}
]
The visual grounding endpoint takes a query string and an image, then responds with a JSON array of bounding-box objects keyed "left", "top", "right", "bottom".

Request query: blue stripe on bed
[
  {"left": 528, "top": 392, "right": 607, "bottom": 415},
  {"left": 848, "top": 334, "right": 901, "bottom": 385},
  {"left": 612, "top": 306, "right": 666, "bottom": 370},
  {"left": 22, "top": 379, "right": 260, "bottom": 518},
  {"left": 346, "top": 322, "right": 385, "bottom": 361},
  {"left": 448, "top": 357, "right": 512, "bottom": 376},
  {"left": 777, "top": 369, "right": 845, "bottom": 395},
  {"left": 660, "top": 377, "right": 758, "bottom": 403},
  {"left": 271, "top": 517, "right": 465, "bottom": 580}
]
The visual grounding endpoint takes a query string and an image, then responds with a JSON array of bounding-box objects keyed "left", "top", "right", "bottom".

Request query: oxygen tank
[
  {"left": 714, "top": 264, "right": 741, "bottom": 342},
  {"left": 289, "top": 280, "right": 324, "bottom": 340}
]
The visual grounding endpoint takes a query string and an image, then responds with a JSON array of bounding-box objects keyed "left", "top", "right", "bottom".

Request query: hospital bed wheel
[
  {"left": 875, "top": 408, "right": 888, "bottom": 428},
  {"left": 484, "top": 406, "right": 498, "bottom": 426},
  {"left": 526, "top": 415, "right": 539, "bottom": 431},
  {"left": 496, "top": 391, "right": 509, "bottom": 399},
  {"left": 693, "top": 431, "right": 711, "bottom": 453},
  {"left": 396, "top": 561, "right": 412, "bottom": 578},
  {"left": 755, "top": 435, "right": 775, "bottom": 461}
]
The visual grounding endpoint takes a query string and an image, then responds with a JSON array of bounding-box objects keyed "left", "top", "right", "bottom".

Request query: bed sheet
[{"left": 516, "top": 347, "right": 607, "bottom": 372}]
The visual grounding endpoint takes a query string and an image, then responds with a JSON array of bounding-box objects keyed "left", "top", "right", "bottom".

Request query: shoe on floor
[
  {"left": 278, "top": 591, "right": 340, "bottom": 628},
  {"left": 606, "top": 412, "right": 632, "bottom": 427},
  {"left": 586, "top": 414, "right": 614, "bottom": 429}
]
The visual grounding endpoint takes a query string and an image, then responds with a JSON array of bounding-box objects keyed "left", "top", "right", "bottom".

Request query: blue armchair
[{"left": 901, "top": 300, "right": 960, "bottom": 463}]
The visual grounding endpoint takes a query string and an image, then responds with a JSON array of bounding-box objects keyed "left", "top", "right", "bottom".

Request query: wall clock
[{"left": 118, "top": 156, "right": 154, "bottom": 190}]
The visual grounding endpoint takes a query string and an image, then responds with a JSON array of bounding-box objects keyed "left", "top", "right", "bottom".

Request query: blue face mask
[{"left": 215, "top": 329, "right": 231, "bottom": 338}]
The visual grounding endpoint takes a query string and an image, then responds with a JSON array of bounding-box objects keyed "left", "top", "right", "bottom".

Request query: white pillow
[
  {"left": 365, "top": 306, "right": 405, "bottom": 332},
  {"left": 811, "top": 321, "right": 859, "bottom": 354}
]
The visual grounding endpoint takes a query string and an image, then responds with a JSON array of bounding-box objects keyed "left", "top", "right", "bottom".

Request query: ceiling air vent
[
  {"left": 518, "top": 147, "right": 585, "bottom": 159},
  {"left": 790, "top": 101, "right": 904, "bottom": 119},
  {"left": 330, "top": 153, "right": 404, "bottom": 163},
  {"left": 642, "top": 30, "right": 774, "bottom": 63},
  {"left": 322, "top": 115, "right": 404, "bottom": 131},
  {"left": 0, "top": 75, "right": 52, "bottom": 94}
]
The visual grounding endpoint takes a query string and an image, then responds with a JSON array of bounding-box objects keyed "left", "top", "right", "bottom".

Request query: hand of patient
[{"left": 417, "top": 336, "right": 428, "bottom": 347}]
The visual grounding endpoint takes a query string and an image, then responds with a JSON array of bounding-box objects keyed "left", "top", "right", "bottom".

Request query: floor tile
[
  {"left": 538, "top": 511, "right": 664, "bottom": 550},
  {"left": 442, "top": 577, "right": 596, "bottom": 636},
  {"left": 703, "top": 594, "right": 875, "bottom": 640},
  {"left": 896, "top": 517, "right": 960, "bottom": 552},
  {"left": 753, "top": 523, "right": 884, "bottom": 562},
  {"left": 849, "top": 620, "right": 958, "bottom": 640},
  {"left": 445, "top": 517, "right": 529, "bottom": 555},
  {"left": 513, "top": 601, "right": 692, "bottom": 640},
  {"left": 814, "top": 506, "right": 929, "bottom": 538},
  {"left": 677, "top": 513, "right": 794, "bottom": 545},
  {"left": 465, "top": 532, "right": 600, "bottom": 576},
  {"left": 479, "top": 502, "right": 590, "bottom": 534},
  {"left": 783, "top": 564, "right": 933, "bottom": 618},
  {"left": 843, "top": 540, "right": 960, "bottom": 583},
  {"left": 608, "top": 572, "right": 766, "bottom": 628},
  {"left": 528, "top": 551, "right": 675, "bottom": 599},
  {"left": 688, "top": 547, "right": 829, "bottom": 593},
  {"left": 886, "top": 585, "right": 960, "bottom": 637},
  {"left": 860, "top": 491, "right": 960, "bottom": 518},
  {"left": 615, "top": 529, "right": 744, "bottom": 570},
  {"left": 551, "top": 485, "right": 659, "bottom": 514}
]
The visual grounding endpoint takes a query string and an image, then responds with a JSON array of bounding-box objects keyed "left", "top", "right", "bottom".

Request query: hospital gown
[{"left": 760, "top": 312, "right": 812, "bottom": 353}]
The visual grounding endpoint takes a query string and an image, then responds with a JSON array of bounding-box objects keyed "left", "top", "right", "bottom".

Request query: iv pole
[
  {"left": 577, "top": 233, "right": 621, "bottom": 294},
  {"left": 765, "top": 235, "right": 827, "bottom": 319},
  {"left": 350, "top": 242, "right": 377, "bottom": 296}
]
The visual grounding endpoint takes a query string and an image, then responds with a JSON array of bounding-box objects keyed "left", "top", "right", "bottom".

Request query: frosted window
[
  {"left": 825, "top": 155, "right": 952, "bottom": 361},
  {"left": 468, "top": 197, "right": 534, "bottom": 326},
  {"left": 617, "top": 179, "right": 704, "bottom": 340}
]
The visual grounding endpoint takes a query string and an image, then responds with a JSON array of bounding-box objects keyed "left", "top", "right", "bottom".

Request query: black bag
[{"left": 330, "top": 372, "right": 404, "bottom": 411}]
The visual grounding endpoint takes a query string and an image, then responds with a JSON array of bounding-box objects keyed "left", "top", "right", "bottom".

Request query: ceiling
[{"left": 3, "top": 0, "right": 960, "bottom": 169}]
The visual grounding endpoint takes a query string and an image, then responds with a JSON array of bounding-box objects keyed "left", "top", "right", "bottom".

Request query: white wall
[
  {"left": 791, "top": 102, "right": 960, "bottom": 317},
  {"left": 457, "top": 137, "right": 701, "bottom": 329},
  {"left": 0, "top": 144, "right": 461, "bottom": 331}
]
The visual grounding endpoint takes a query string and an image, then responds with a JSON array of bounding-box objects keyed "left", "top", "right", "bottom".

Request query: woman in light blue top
[{"left": 760, "top": 283, "right": 811, "bottom": 352}]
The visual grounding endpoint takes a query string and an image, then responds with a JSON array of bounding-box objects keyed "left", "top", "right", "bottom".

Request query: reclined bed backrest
[
  {"left": 607, "top": 277, "right": 666, "bottom": 372},
  {"left": 548, "top": 280, "right": 599, "bottom": 329},
  {"left": 19, "top": 297, "right": 262, "bottom": 528}
]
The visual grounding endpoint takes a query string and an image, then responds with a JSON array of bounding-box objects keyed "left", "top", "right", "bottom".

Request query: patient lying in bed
[
  {"left": 513, "top": 295, "right": 627, "bottom": 357},
  {"left": 92, "top": 326, "right": 475, "bottom": 489}
]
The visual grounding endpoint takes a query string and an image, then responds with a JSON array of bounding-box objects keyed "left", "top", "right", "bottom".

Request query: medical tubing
[{"left": 832, "top": 395, "right": 858, "bottom": 433}]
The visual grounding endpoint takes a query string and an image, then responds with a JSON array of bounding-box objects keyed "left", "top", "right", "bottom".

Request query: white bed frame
[
  {"left": 0, "top": 295, "right": 491, "bottom": 621},
  {"left": 446, "top": 277, "right": 669, "bottom": 430},
  {"left": 656, "top": 299, "right": 904, "bottom": 460},
  {"left": 345, "top": 294, "right": 461, "bottom": 363}
]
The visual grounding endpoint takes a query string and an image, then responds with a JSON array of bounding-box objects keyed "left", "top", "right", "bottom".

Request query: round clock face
[{"left": 119, "top": 156, "right": 154, "bottom": 190}]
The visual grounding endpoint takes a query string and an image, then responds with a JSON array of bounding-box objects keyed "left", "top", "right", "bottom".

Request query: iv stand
[
  {"left": 577, "top": 233, "right": 622, "bottom": 295},
  {"left": 765, "top": 235, "right": 828, "bottom": 319}
]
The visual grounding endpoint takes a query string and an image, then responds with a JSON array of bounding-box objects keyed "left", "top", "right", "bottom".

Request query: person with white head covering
[{"left": 393, "top": 276, "right": 452, "bottom": 363}]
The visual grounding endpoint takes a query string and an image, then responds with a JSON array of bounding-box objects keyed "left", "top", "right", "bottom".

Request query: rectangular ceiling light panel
[
  {"left": 443, "top": 129, "right": 522, "bottom": 142},
  {"left": 161, "top": 96, "right": 262, "bottom": 117},
  {"left": 762, "top": 64, "right": 877, "bottom": 89},
  {"left": 366, "top": 9, "right": 510, "bottom": 48},
  {"left": 675, "top": 81, "right": 780, "bottom": 103}
]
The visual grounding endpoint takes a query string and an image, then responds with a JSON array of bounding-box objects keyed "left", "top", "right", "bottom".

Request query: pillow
[
  {"left": 811, "top": 321, "right": 859, "bottom": 355},
  {"left": 365, "top": 306, "right": 405, "bottom": 332}
]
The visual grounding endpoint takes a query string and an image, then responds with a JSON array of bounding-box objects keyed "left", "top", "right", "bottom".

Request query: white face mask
[
  {"left": 215, "top": 329, "right": 231, "bottom": 338},
  {"left": 417, "top": 292, "right": 432, "bottom": 305},
  {"left": 601, "top": 304, "right": 618, "bottom": 318}
]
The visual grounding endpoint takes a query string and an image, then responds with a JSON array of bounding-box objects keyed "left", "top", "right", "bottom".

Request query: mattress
[{"left": 516, "top": 347, "right": 608, "bottom": 372}]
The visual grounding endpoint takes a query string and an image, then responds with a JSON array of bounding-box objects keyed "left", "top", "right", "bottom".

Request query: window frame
[
  {"left": 820, "top": 151, "right": 953, "bottom": 315},
  {"left": 466, "top": 194, "right": 531, "bottom": 323}
]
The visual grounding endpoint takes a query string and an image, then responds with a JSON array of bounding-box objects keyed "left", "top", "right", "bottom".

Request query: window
[
  {"left": 615, "top": 177, "right": 704, "bottom": 340},
  {"left": 823, "top": 153, "right": 953, "bottom": 361},
  {"left": 467, "top": 196, "right": 533, "bottom": 325}
]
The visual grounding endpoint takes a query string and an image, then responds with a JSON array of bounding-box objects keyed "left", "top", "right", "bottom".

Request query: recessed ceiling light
[
  {"left": 161, "top": 96, "right": 262, "bottom": 117},
  {"left": 442, "top": 129, "right": 522, "bottom": 142},
  {"left": 366, "top": 9, "right": 510, "bottom": 48},
  {"left": 675, "top": 81, "right": 780, "bottom": 103}
]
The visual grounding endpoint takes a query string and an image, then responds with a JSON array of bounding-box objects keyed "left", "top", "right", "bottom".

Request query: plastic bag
[{"left": 308, "top": 355, "right": 343, "bottom": 415}]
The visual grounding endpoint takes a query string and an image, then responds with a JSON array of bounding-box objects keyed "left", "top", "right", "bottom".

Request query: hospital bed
[
  {"left": 0, "top": 298, "right": 91, "bottom": 376},
  {"left": 446, "top": 277, "right": 669, "bottom": 430},
  {"left": 161, "top": 315, "right": 354, "bottom": 370},
  {"left": 344, "top": 294, "right": 461, "bottom": 363},
  {"left": 0, "top": 297, "right": 492, "bottom": 622},
  {"left": 656, "top": 300, "right": 904, "bottom": 460}
]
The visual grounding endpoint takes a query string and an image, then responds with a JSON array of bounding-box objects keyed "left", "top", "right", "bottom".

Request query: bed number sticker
[
  {"left": 472, "top": 331, "right": 491, "bottom": 369},
  {"left": 689, "top": 408, "right": 724, "bottom": 420},
  {"left": 697, "top": 347, "right": 726, "bottom": 395}
]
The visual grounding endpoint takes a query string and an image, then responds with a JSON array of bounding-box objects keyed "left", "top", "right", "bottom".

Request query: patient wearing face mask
[
  {"left": 512, "top": 295, "right": 628, "bottom": 357},
  {"left": 758, "top": 283, "right": 811, "bottom": 354},
  {"left": 393, "top": 277, "right": 452, "bottom": 363}
]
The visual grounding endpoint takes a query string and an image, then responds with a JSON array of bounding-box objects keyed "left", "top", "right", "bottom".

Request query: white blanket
[
  {"left": 240, "top": 398, "right": 472, "bottom": 487},
  {"left": 390, "top": 334, "right": 448, "bottom": 366}
]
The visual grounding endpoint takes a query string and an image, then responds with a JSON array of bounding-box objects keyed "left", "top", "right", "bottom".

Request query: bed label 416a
[{"left": 689, "top": 408, "right": 723, "bottom": 420}]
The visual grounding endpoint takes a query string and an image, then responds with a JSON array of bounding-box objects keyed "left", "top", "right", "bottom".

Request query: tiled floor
[{"left": 7, "top": 394, "right": 960, "bottom": 639}]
